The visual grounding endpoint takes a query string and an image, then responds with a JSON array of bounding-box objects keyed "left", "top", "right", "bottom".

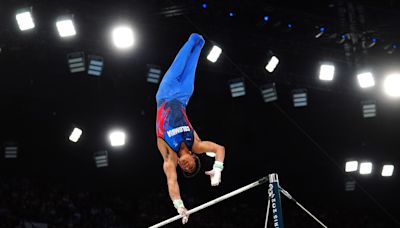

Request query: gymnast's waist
[{"left": 159, "top": 130, "right": 194, "bottom": 153}]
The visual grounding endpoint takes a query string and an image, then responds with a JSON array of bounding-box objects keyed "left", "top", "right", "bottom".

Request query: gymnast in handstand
[{"left": 155, "top": 33, "right": 225, "bottom": 224}]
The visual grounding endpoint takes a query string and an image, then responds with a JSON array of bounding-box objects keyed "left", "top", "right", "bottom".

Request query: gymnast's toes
[
  {"left": 189, "top": 33, "right": 204, "bottom": 43},
  {"left": 197, "top": 36, "right": 205, "bottom": 47}
]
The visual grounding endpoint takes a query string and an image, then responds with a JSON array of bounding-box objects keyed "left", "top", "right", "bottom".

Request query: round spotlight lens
[
  {"left": 384, "top": 73, "right": 400, "bottom": 97},
  {"left": 112, "top": 26, "right": 134, "bottom": 49}
]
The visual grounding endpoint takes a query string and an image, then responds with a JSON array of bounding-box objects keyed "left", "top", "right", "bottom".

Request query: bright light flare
[
  {"left": 265, "top": 56, "right": 279, "bottom": 73},
  {"left": 359, "top": 162, "right": 373, "bottom": 175},
  {"left": 345, "top": 161, "right": 358, "bottom": 172},
  {"left": 382, "top": 165, "right": 394, "bottom": 177},
  {"left": 109, "top": 130, "right": 126, "bottom": 147},
  {"left": 16, "top": 11, "right": 35, "bottom": 31},
  {"left": 207, "top": 45, "right": 222, "bottom": 63},
  {"left": 319, "top": 64, "right": 335, "bottom": 81},
  {"left": 56, "top": 19, "right": 76, "bottom": 37},
  {"left": 357, "top": 72, "right": 375, "bottom": 88},
  {"left": 112, "top": 26, "right": 135, "bottom": 49},
  {"left": 383, "top": 73, "right": 400, "bottom": 97},
  {"left": 69, "top": 128, "right": 82, "bottom": 143}
]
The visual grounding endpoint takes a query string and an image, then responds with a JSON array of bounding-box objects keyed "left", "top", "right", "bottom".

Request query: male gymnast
[{"left": 156, "top": 33, "right": 226, "bottom": 224}]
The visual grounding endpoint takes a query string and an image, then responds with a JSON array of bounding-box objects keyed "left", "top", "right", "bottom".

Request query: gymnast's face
[{"left": 179, "top": 154, "right": 196, "bottom": 173}]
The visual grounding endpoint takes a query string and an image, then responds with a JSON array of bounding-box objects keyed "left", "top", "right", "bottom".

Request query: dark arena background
[{"left": 1, "top": 0, "right": 400, "bottom": 227}]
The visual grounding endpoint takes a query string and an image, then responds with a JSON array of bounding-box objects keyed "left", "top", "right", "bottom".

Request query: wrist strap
[
  {"left": 173, "top": 199, "right": 184, "bottom": 209},
  {"left": 213, "top": 161, "right": 224, "bottom": 170}
]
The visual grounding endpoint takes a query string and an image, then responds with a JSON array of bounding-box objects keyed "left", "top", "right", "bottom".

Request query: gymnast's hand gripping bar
[{"left": 148, "top": 176, "right": 269, "bottom": 228}]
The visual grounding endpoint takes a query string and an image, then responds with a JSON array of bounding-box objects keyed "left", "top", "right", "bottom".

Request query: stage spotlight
[
  {"left": 229, "top": 12, "right": 235, "bottom": 17},
  {"left": 361, "top": 101, "right": 376, "bottom": 118},
  {"left": 207, "top": 45, "right": 222, "bottom": 63},
  {"left": 345, "top": 161, "right": 358, "bottom": 172},
  {"left": 202, "top": 3, "right": 207, "bottom": 9},
  {"left": 359, "top": 162, "right": 372, "bottom": 175},
  {"left": 265, "top": 56, "right": 279, "bottom": 73},
  {"left": 16, "top": 8, "right": 35, "bottom": 31},
  {"left": 93, "top": 150, "right": 108, "bottom": 168},
  {"left": 4, "top": 144, "right": 18, "bottom": 159},
  {"left": 112, "top": 26, "right": 135, "bottom": 49},
  {"left": 319, "top": 64, "right": 335, "bottom": 81},
  {"left": 264, "top": 16, "right": 269, "bottom": 21},
  {"left": 381, "top": 165, "right": 394, "bottom": 177},
  {"left": 229, "top": 78, "right": 246, "bottom": 98},
  {"left": 87, "top": 55, "right": 104, "bottom": 77},
  {"left": 147, "top": 65, "right": 162, "bottom": 84},
  {"left": 69, "top": 127, "right": 82, "bottom": 143},
  {"left": 56, "top": 16, "right": 76, "bottom": 38},
  {"left": 67, "top": 52, "right": 85, "bottom": 73},
  {"left": 357, "top": 72, "right": 375, "bottom": 88},
  {"left": 109, "top": 130, "right": 126, "bottom": 147},
  {"left": 292, "top": 89, "right": 307, "bottom": 107},
  {"left": 260, "top": 83, "right": 278, "bottom": 103},
  {"left": 383, "top": 73, "right": 400, "bottom": 97}
]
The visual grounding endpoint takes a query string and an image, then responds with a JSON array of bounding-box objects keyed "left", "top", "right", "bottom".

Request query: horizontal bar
[{"left": 149, "top": 176, "right": 268, "bottom": 228}]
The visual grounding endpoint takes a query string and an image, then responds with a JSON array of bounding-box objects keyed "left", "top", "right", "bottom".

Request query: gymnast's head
[
  {"left": 179, "top": 153, "right": 196, "bottom": 173},
  {"left": 178, "top": 143, "right": 201, "bottom": 177}
]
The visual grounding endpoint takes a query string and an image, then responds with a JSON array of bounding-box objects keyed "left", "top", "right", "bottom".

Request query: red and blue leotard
[{"left": 156, "top": 99, "right": 194, "bottom": 152}]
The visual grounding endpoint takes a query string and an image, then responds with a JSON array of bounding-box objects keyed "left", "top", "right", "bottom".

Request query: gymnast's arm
[
  {"left": 158, "top": 139, "right": 189, "bottom": 223},
  {"left": 192, "top": 131, "right": 225, "bottom": 162},
  {"left": 157, "top": 138, "right": 182, "bottom": 201}
]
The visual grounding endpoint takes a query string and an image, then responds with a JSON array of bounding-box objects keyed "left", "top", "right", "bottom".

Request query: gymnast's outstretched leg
[
  {"left": 177, "top": 35, "right": 205, "bottom": 106},
  {"left": 156, "top": 33, "right": 204, "bottom": 104}
]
